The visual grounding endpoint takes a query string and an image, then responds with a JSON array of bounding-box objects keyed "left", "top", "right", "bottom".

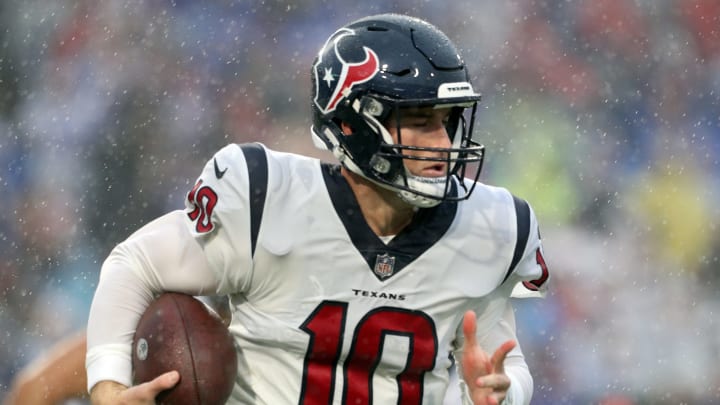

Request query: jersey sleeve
[
  {"left": 183, "top": 143, "right": 260, "bottom": 293},
  {"left": 86, "top": 210, "right": 225, "bottom": 391},
  {"left": 508, "top": 200, "right": 550, "bottom": 298}
]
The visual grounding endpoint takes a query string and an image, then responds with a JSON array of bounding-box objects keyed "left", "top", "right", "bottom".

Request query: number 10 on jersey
[{"left": 299, "top": 300, "right": 439, "bottom": 404}]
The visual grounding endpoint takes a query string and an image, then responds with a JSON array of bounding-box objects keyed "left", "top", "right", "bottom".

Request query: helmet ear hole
[{"left": 340, "top": 121, "right": 353, "bottom": 135}]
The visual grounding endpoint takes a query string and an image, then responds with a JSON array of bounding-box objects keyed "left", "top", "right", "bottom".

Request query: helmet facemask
[{"left": 320, "top": 92, "right": 485, "bottom": 208}]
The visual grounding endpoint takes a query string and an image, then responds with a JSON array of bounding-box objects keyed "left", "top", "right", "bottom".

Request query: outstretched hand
[{"left": 461, "top": 310, "right": 515, "bottom": 405}]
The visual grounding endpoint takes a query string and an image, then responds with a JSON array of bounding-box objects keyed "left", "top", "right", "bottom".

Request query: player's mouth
[{"left": 421, "top": 163, "right": 447, "bottom": 176}]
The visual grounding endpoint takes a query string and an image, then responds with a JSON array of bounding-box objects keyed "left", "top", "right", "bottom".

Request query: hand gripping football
[{"left": 132, "top": 293, "right": 237, "bottom": 405}]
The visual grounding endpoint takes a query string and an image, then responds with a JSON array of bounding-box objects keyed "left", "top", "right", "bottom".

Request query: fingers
[
  {"left": 463, "top": 311, "right": 491, "bottom": 370},
  {"left": 471, "top": 373, "right": 510, "bottom": 405},
  {"left": 462, "top": 310, "right": 492, "bottom": 377},
  {"left": 461, "top": 316, "right": 516, "bottom": 405},
  {"left": 151, "top": 370, "right": 180, "bottom": 391},
  {"left": 90, "top": 372, "right": 180, "bottom": 405},
  {"left": 469, "top": 387, "right": 503, "bottom": 405},
  {"left": 476, "top": 372, "right": 511, "bottom": 391},
  {"left": 129, "top": 371, "right": 180, "bottom": 401},
  {"left": 462, "top": 310, "right": 478, "bottom": 348},
  {"left": 490, "top": 340, "right": 516, "bottom": 373}
]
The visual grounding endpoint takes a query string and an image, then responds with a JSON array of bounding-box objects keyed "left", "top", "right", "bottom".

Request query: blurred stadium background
[{"left": 1, "top": 0, "right": 718, "bottom": 403}]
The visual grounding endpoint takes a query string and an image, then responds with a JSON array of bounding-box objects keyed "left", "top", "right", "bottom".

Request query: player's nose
[{"left": 427, "top": 123, "right": 452, "bottom": 150}]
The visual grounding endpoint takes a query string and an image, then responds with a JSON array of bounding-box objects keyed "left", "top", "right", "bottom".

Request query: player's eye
[
  {"left": 409, "top": 119, "right": 429, "bottom": 127},
  {"left": 399, "top": 114, "right": 430, "bottom": 126}
]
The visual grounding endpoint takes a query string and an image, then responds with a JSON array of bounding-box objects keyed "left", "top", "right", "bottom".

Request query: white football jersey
[{"left": 181, "top": 143, "right": 549, "bottom": 404}]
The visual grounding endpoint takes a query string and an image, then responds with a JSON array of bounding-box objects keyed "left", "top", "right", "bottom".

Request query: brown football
[{"left": 132, "top": 293, "right": 237, "bottom": 405}]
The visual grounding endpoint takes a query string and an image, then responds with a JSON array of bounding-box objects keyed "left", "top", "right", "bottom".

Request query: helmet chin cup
[
  {"left": 398, "top": 172, "right": 447, "bottom": 208},
  {"left": 398, "top": 190, "right": 442, "bottom": 208}
]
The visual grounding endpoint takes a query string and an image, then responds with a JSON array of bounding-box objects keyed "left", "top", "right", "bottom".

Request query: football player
[{"left": 86, "top": 14, "right": 549, "bottom": 405}]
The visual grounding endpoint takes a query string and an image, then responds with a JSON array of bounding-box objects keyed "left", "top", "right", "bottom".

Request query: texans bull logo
[{"left": 313, "top": 28, "right": 379, "bottom": 114}]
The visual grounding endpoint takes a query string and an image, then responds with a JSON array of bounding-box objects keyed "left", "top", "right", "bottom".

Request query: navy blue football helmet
[{"left": 311, "top": 14, "right": 484, "bottom": 207}]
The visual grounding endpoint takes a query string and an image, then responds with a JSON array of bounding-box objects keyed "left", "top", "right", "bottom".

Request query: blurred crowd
[{"left": 1, "top": 0, "right": 718, "bottom": 403}]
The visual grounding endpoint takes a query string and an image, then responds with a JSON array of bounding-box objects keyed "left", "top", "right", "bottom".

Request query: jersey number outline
[
  {"left": 299, "top": 301, "right": 438, "bottom": 405},
  {"left": 186, "top": 180, "right": 218, "bottom": 233},
  {"left": 522, "top": 248, "right": 549, "bottom": 291}
]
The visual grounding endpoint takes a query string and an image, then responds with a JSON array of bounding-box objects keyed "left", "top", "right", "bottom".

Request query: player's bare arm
[{"left": 4, "top": 332, "right": 87, "bottom": 405}]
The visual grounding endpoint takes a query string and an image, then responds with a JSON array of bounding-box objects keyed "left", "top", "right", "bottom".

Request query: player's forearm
[
  {"left": 86, "top": 211, "right": 219, "bottom": 392},
  {"left": 503, "top": 359, "right": 533, "bottom": 405},
  {"left": 6, "top": 374, "right": 87, "bottom": 405},
  {"left": 86, "top": 250, "right": 156, "bottom": 391},
  {"left": 89, "top": 380, "right": 128, "bottom": 405},
  {"left": 476, "top": 300, "right": 533, "bottom": 405},
  {"left": 6, "top": 332, "right": 88, "bottom": 405}
]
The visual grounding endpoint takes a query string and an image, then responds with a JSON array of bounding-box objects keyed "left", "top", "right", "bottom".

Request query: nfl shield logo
[{"left": 374, "top": 253, "right": 396, "bottom": 279}]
